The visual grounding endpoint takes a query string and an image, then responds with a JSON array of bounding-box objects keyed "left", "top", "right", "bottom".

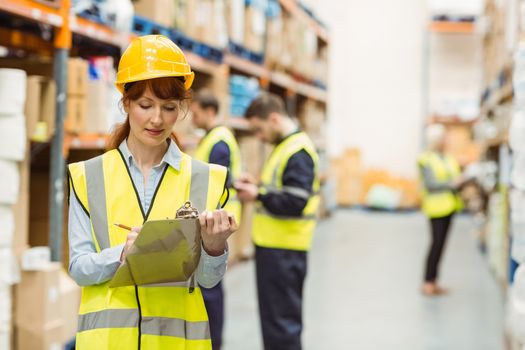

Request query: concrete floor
[{"left": 222, "top": 210, "right": 505, "bottom": 350}]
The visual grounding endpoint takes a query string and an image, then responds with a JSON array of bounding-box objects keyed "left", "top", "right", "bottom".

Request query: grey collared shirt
[{"left": 68, "top": 139, "right": 228, "bottom": 288}]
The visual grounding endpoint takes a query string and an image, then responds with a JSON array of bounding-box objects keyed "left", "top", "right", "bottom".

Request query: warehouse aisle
[{"left": 222, "top": 210, "right": 505, "bottom": 350}]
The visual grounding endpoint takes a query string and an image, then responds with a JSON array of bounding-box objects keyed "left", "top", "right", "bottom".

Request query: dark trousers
[
  {"left": 255, "top": 246, "right": 307, "bottom": 350},
  {"left": 201, "top": 281, "right": 224, "bottom": 350},
  {"left": 424, "top": 214, "right": 453, "bottom": 282}
]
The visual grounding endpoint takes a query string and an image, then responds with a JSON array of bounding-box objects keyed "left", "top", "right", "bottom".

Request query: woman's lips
[{"left": 145, "top": 128, "right": 163, "bottom": 137}]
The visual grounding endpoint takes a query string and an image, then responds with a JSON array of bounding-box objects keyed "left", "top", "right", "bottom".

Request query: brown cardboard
[
  {"left": 40, "top": 78, "right": 56, "bottom": 139},
  {"left": 85, "top": 79, "right": 108, "bottom": 133},
  {"left": 65, "top": 95, "right": 87, "bottom": 134},
  {"left": 133, "top": 0, "right": 176, "bottom": 27},
  {"left": 67, "top": 58, "right": 88, "bottom": 96},
  {"left": 244, "top": 6, "right": 265, "bottom": 53},
  {"left": 16, "top": 320, "right": 63, "bottom": 350},
  {"left": 59, "top": 270, "right": 80, "bottom": 343},
  {"left": 15, "top": 263, "right": 61, "bottom": 329},
  {"left": 25, "top": 76, "right": 42, "bottom": 138}
]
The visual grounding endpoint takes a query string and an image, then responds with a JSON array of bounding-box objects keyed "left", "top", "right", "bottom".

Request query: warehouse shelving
[
  {"left": 0, "top": 0, "right": 330, "bottom": 265},
  {"left": 429, "top": 20, "right": 476, "bottom": 34}
]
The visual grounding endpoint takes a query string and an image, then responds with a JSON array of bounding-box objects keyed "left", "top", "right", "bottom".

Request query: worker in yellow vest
[
  {"left": 190, "top": 90, "right": 242, "bottom": 350},
  {"left": 67, "top": 35, "right": 237, "bottom": 350},
  {"left": 418, "top": 124, "right": 464, "bottom": 296},
  {"left": 235, "top": 93, "right": 320, "bottom": 350}
]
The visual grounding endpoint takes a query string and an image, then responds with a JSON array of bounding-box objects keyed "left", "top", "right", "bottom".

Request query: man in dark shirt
[
  {"left": 236, "top": 93, "right": 319, "bottom": 350},
  {"left": 191, "top": 90, "right": 242, "bottom": 350}
]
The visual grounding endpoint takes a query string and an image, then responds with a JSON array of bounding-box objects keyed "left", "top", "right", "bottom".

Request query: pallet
[
  {"left": 132, "top": 15, "right": 171, "bottom": 37},
  {"left": 227, "top": 41, "right": 264, "bottom": 65},
  {"left": 171, "top": 31, "right": 223, "bottom": 63}
]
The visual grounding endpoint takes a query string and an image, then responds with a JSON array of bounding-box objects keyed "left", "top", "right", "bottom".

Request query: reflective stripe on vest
[
  {"left": 68, "top": 149, "right": 226, "bottom": 350},
  {"left": 418, "top": 151, "right": 463, "bottom": 218},
  {"left": 253, "top": 132, "right": 320, "bottom": 251},
  {"left": 194, "top": 125, "right": 243, "bottom": 222}
]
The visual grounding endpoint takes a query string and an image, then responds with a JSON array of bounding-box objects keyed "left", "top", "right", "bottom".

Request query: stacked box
[
  {"left": 244, "top": 0, "right": 267, "bottom": 54},
  {"left": 0, "top": 68, "right": 27, "bottom": 350},
  {"left": 65, "top": 58, "right": 88, "bottom": 134},
  {"left": 298, "top": 100, "right": 326, "bottom": 149},
  {"left": 229, "top": 75, "right": 260, "bottom": 117},
  {"left": 265, "top": 0, "right": 283, "bottom": 69}
]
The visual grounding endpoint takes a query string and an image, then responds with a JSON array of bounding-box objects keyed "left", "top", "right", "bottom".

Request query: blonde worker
[{"left": 418, "top": 124, "right": 464, "bottom": 296}]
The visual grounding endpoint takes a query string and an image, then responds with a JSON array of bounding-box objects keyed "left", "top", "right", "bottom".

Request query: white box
[
  {"left": 0, "top": 115, "right": 26, "bottom": 161},
  {"left": 0, "top": 160, "right": 19, "bottom": 205},
  {"left": 0, "top": 286, "right": 11, "bottom": 332},
  {"left": 21, "top": 247, "right": 51, "bottom": 271},
  {"left": 0, "top": 330, "right": 10, "bottom": 350},
  {"left": 0, "top": 206, "right": 14, "bottom": 248},
  {"left": 0, "top": 69, "right": 26, "bottom": 116},
  {"left": 0, "top": 249, "right": 20, "bottom": 285}
]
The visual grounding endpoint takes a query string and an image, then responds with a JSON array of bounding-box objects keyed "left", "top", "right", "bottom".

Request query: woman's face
[{"left": 125, "top": 86, "right": 180, "bottom": 148}]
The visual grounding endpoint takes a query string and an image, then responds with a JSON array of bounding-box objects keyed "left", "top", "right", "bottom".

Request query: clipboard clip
[{"left": 176, "top": 201, "right": 199, "bottom": 219}]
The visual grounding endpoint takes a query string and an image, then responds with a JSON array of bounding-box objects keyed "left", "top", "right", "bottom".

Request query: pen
[{"left": 114, "top": 223, "right": 133, "bottom": 231}]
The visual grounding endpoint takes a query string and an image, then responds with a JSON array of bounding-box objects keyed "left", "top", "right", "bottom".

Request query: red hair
[{"left": 107, "top": 77, "right": 191, "bottom": 150}]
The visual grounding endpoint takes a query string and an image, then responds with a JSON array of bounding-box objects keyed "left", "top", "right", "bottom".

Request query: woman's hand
[
  {"left": 199, "top": 210, "right": 238, "bottom": 256},
  {"left": 120, "top": 226, "right": 141, "bottom": 262}
]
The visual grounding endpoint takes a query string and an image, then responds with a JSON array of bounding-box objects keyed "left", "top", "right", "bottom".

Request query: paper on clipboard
[{"left": 109, "top": 218, "right": 202, "bottom": 288}]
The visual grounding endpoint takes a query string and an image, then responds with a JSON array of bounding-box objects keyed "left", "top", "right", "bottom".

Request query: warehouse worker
[
  {"left": 67, "top": 35, "right": 237, "bottom": 350},
  {"left": 235, "top": 93, "right": 320, "bottom": 350},
  {"left": 418, "top": 124, "right": 464, "bottom": 296},
  {"left": 190, "top": 90, "right": 242, "bottom": 350}
]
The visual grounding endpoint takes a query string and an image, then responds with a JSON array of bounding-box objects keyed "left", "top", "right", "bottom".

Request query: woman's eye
[
  {"left": 139, "top": 104, "right": 151, "bottom": 110},
  {"left": 164, "top": 106, "right": 177, "bottom": 112}
]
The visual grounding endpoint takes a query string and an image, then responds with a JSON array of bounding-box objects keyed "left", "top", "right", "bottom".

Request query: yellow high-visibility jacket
[
  {"left": 68, "top": 148, "right": 227, "bottom": 350},
  {"left": 253, "top": 132, "right": 320, "bottom": 251},
  {"left": 418, "top": 151, "right": 463, "bottom": 218}
]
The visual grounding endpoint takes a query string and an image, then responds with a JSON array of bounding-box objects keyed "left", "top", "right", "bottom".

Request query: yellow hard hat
[{"left": 115, "top": 35, "right": 195, "bottom": 93}]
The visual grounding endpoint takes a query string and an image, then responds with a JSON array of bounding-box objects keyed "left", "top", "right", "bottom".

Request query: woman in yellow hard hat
[{"left": 67, "top": 35, "right": 237, "bottom": 350}]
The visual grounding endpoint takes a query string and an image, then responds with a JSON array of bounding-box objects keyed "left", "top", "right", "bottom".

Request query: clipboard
[{"left": 109, "top": 203, "right": 202, "bottom": 288}]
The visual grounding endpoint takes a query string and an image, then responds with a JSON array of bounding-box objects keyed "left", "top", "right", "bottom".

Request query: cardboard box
[
  {"left": 0, "top": 115, "right": 26, "bottom": 161},
  {"left": 67, "top": 58, "right": 88, "bottom": 96},
  {"left": 15, "top": 262, "right": 61, "bottom": 328},
  {"left": 244, "top": 5, "right": 266, "bottom": 53},
  {"left": 23, "top": 76, "right": 56, "bottom": 141},
  {"left": 40, "top": 78, "right": 56, "bottom": 140},
  {"left": 17, "top": 320, "right": 63, "bottom": 350},
  {"left": 0, "top": 160, "right": 20, "bottom": 205},
  {"left": 65, "top": 95, "right": 87, "bottom": 134},
  {"left": 133, "top": 0, "right": 176, "bottom": 27},
  {"left": 59, "top": 270, "right": 80, "bottom": 342},
  {"left": 25, "top": 76, "right": 42, "bottom": 139},
  {"left": 85, "top": 80, "right": 109, "bottom": 134}
]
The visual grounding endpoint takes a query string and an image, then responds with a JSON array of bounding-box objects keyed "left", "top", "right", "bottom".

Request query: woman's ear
[{"left": 122, "top": 98, "right": 130, "bottom": 114}]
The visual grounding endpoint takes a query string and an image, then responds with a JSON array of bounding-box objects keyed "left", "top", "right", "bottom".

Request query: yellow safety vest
[
  {"left": 418, "top": 151, "right": 463, "bottom": 219},
  {"left": 68, "top": 148, "right": 227, "bottom": 350},
  {"left": 253, "top": 132, "right": 320, "bottom": 251},
  {"left": 194, "top": 126, "right": 242, "bottom": 222}
]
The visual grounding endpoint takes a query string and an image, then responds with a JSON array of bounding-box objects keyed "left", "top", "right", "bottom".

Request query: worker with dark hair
[
  {"left": 191, "top": 89, "right": 242, "bottom": 350},
  {"left": 235, "top": 92, "right": 320, "bottom": 350}
]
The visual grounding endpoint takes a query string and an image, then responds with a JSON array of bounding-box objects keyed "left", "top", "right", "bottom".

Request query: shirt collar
[{"left": 118, "top": 138, "right": 182, "bottom": 171}]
